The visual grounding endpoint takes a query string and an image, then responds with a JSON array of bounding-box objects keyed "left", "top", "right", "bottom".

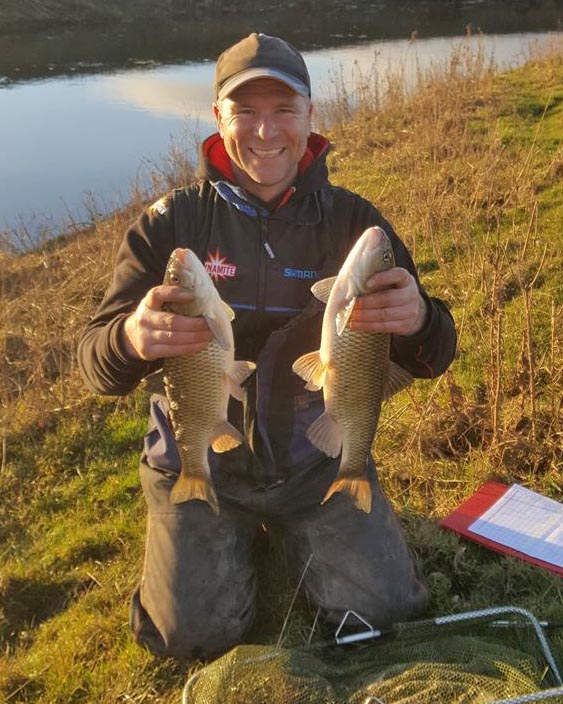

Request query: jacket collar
[{"left": 196, "top": 132, "right": 331, "bottom": 214}]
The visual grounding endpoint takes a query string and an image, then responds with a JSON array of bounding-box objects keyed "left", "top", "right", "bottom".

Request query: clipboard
[{"left": 440, "top": 481, "right": 563, "bottom": 577}]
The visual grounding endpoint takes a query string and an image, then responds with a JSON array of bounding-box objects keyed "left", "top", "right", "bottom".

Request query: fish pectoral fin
[
  {"left": 203, "top": 313, "right": 232, "bottom": 351},
  {"left": 335, "top": 297, "right": 357, "bottom": 336},
  {"left": 322, "top": 477, "right": 372, "bottom": 513},
  {"left": 226, "top": 362, "right": 256, "bottom": 402},
  {"left": 170, "top": 474, "right": 219, "bottom": 513},
  {"left": 383, "top": 361, "right": 414, "bottom": 400},
  {"left": 292, "top": 350, "right": 326, "bottom": 391},
  {"left": 226, "top": 360, "right": 256, "bottom": 401},
  {"left": 210, "top": 421, "right": 243, "bottom": 452},
  {"left": 306, "top": 412, "right": 342, "bottom": 457},
  {"left": 310, "top": 277, "right": 337, "bottom": 304},
  {"left": 222, "top": 300, "right": 236, "bottom": 321}
]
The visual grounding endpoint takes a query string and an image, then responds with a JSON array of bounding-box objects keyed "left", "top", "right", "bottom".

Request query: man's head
[{"left": 213, "top": 34, "right": 313, "bottom": 204}]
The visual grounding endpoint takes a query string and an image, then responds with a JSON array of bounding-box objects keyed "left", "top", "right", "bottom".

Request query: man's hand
[
  {"left": 349, "top": 267, "right": 427, "bottom": 336},
  {"left": 122, "top": 285, "right": 213, "bottom": 361}
]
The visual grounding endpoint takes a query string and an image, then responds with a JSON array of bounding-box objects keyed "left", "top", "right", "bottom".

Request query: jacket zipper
[{"left": 257, "top": 216, "right": 269, "bottom": 312}]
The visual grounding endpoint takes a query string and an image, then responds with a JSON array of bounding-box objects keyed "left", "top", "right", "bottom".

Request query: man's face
[{"left": 213, "top": 78, "right": 313, "bottom": 203}]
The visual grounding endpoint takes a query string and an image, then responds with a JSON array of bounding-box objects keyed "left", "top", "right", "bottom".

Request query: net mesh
[{"left": 184, "top": 614, "right": 563, "bottom": 704}]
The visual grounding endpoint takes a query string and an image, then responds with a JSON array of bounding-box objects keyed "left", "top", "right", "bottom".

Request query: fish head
[
  {"left": 164, "top": 248, "right": 215, "bottom": 315},
  {"left": 348, "top": 226, "right": 395, "bottom": 296}
]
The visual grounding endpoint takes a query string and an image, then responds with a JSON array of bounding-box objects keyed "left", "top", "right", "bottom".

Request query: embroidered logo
[
  {"left": 148, "top": 196, "right": 170, "bottom": 216},
  {"left": 205, "top": 248, "right": 237, "bottom": 282},
  {"left": 283, "top": 267, "right": 320, "bottom": 280}
]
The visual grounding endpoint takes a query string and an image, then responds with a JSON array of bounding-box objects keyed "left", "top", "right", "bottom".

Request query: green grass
[{"left": 0, "top": 40, "right": 562, "bottom": 703}]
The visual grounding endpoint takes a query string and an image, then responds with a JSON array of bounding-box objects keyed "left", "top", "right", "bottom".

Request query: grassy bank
[{"left": 0, "top": 37, "right": 562, "bottom": 703}]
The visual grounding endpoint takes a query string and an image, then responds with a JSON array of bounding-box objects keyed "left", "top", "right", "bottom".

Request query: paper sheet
[{"left": 468, "top": 484, "right": 563, "bottom": 569}]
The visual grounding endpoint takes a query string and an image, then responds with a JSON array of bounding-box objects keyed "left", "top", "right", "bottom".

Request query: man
[{"left": 78, "top": 33, "right": 456, "bottom": 660}]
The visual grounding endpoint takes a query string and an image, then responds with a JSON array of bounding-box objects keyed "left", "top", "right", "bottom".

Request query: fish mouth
[{"left": 249, "top": 147, "right": 285, "bottom": 158}]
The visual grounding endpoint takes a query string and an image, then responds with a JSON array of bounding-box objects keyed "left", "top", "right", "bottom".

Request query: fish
[
  {"left": 292, "top": 226, "right": 413, "bottom": 513},
  {"left": 162, "top": 248, "right": 256, "bottom": 512}
]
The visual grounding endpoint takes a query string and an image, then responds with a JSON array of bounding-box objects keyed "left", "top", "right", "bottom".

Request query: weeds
[{"left": 0, "top": 37, "right": 562, "bottom": 703}]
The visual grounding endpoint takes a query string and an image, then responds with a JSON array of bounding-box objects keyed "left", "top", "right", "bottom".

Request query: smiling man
[{"left": 78, "top": 33, "right": 456, "bottom": 660}]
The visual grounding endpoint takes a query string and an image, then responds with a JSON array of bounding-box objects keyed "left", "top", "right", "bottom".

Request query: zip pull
[{"left": 263, "top": 241, "right": 275, "bottom": 259}]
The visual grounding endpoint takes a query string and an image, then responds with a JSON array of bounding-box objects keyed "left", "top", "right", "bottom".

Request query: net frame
[{"left": 182, "top": 606, "right": 563, "bottom": 704}]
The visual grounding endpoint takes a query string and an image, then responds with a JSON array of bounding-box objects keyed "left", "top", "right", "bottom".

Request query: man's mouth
[{"left": 249, "top": 147, "right": 285, "bottom": 158}]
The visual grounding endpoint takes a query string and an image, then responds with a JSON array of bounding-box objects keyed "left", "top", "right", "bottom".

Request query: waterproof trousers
[{"left": 129, "top": 453, "right": 427, "bottom": 660}]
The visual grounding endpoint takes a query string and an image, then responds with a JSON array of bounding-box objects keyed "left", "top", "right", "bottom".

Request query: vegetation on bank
[{"left": 0, "top": 36, "right": 562, "bottom": 703}]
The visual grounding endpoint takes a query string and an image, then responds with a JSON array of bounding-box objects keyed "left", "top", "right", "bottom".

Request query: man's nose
[{"left": 255, "top": 115, "right": 278, "bottom": 140}]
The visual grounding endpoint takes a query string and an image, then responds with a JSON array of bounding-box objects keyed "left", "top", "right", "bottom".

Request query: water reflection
[{"left": 0, "top": 27, "right": 561, "bottom": 239}]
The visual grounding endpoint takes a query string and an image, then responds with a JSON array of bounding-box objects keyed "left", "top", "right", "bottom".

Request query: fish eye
[
  {"left": 383, "top": 251, "right": 392, "bottom": 262},
  {"left": 169, "top": 273, "right": 180, "bottom": 285}
]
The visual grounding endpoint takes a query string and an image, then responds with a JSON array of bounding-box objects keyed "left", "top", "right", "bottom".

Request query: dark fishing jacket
[{"left": 77, "top": 132, "right": 456, "bottom": 488}]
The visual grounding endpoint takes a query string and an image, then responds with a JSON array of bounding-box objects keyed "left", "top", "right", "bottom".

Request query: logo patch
[
  {"left": 148, "top": 196, "right": 170, "bottom": 216},
  {"left": 205, "top": 248, "right": 237, "bottom": 283},
  {"left": 283, "top": 267, "right": 321, "bottom": 280}
]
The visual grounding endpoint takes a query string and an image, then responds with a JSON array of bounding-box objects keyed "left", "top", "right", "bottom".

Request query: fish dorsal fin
[
  {"left": 335, "top": 297, "right": 357, "bottom": 336},
  {"left": 292, "top": 350, "right": 326, "bottom": 391},
  {"left": 203, "top": 313, "right": 231, "bottom": 351},
  {"left": 311, "top": 277, "right": 337, "bottom": 304},
  {"left": 383, "top": 361, "right": 414, "bottom": 400},
  {"left": 226, "top": 361, "right": 256, "bottom": 402},
  {"left": 210, "top": 421, "right": 244, "bottom": 452}
]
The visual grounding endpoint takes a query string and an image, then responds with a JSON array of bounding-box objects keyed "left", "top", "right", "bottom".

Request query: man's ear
[
  {"left": 213, "top": 103, "right": 223, "bottom": 137},
  {"left": 307, "top": 101, "right": 314, "bottom": 134}
]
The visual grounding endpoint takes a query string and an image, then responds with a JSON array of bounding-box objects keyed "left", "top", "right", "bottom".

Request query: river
[{"left": 0, "top": 1, "right": 561, "bottom": 244}]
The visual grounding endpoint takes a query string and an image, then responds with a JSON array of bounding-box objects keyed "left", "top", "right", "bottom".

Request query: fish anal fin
[
  {"left": 227, "top": 360, "right": 256, "bottom": 401},
  {"left": 204, "top": 314, "right": 232, "bottom": 351},
  {"left": 383, "top": 361, "right": 414, "bottom": 400},
  {"left": 306, "top": 412, "right": 342, "bottom": 457},
  {"left": 292, "top": 350, "right": 326, "bottom": 391},
  {"left": 210, "top": 421, "right": 243, "bottom": 452},
  {"left": 310, "top": 277, "right": 337, "bottom": 303},
  {"left": 322, "top": 478, "right": 372, "bottom": 513},
  {"left": 170, "top": 474, "right": 219, "bottom": 513},
  {"left": 335, "top": 297, "right": 356, "bottom": 336}
]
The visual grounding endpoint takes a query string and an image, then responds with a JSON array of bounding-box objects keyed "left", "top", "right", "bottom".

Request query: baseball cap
[{"left": 214, "top": 33, "right": 311, "bottom": 101}]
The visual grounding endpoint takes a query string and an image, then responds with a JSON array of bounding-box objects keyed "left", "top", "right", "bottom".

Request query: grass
[{"left": 0, "top": 35, "right": 562, "bottom": 703}]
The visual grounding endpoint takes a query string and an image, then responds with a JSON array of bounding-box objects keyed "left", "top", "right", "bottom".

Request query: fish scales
[
  {"left": 328, "top": 327, "right": 390, "bottom": 475},
  {"left": 165, "top": 338, "right": 230, "bottom": 485},
  {"left": 162, "top": 248, "right": 255, "bottom": 512}
]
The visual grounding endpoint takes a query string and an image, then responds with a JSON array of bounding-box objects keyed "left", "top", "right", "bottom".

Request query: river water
[{"left": 0, "top": 2, "right": 561, "bottom": 242}]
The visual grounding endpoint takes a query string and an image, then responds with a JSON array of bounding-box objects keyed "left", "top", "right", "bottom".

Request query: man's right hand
[{"left": 122, "top": 285, "right": 213, "bottom": 361}]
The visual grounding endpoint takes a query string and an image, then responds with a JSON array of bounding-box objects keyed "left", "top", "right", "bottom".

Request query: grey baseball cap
[{"left": 214, "top": 33, "right": 311, "bottom": 101}]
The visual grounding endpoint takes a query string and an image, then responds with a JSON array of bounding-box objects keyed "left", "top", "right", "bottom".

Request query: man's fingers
[{"left": 143, "top": 285, "right": 194, "bottom": 311}]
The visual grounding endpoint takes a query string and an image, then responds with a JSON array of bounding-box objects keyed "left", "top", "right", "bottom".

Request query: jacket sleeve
[
  {"left": 346, "top": 192, "right": 457, "bottom": 379},
  {"left": 77, "top": 197, "right": 177, "bottom": 396}
]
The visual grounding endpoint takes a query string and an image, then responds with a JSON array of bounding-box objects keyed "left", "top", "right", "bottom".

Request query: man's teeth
[{"left": 250, "top": 148, "right": 284, "bottom": 158}]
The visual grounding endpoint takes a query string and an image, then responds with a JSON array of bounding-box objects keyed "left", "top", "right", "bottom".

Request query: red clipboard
[{"left": 440, "top": 481, "right": 563, "bottom": 577}]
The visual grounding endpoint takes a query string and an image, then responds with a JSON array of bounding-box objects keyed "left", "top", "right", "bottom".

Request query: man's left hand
[{"left": 349, "top": 267, "right": 427, "bottom": 336}]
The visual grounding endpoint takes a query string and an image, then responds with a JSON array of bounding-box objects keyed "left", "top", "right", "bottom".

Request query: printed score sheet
[
  {"left": 468, "top": 484, "right": 563, "bottom": 569},
  {"left": 441, "top": 482, "right": 563, "bottom": 575}
]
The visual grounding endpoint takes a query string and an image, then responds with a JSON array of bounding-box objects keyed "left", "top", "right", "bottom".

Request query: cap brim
[{"left": 217, "top": 68, "right": 310, "bottom": 101}]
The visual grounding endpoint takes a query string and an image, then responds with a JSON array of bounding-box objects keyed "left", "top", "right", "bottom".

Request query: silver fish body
[
  {"left": 292, "top": 227, "right": 413, "bottom": 513},
  {"left": 163, "top": 248, "right": 255, "bottom": 512}
]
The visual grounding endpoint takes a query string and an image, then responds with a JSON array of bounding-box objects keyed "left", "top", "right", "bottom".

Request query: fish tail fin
[
  {"left": 322, "top": 478, "right": 372, "bottom": 513},
  {"left": 170, "top": 474, "right": 219, "bottom": 513}
]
